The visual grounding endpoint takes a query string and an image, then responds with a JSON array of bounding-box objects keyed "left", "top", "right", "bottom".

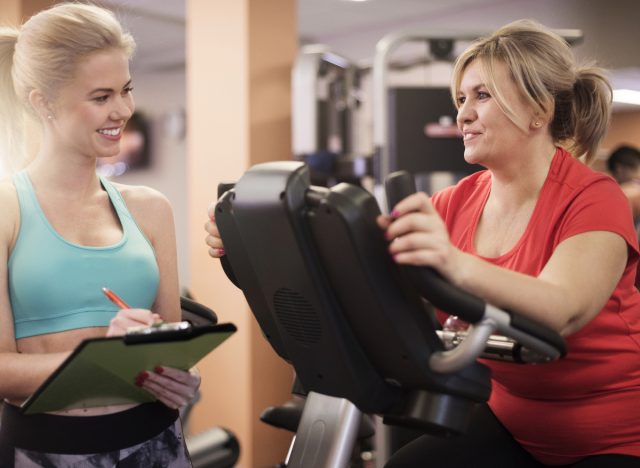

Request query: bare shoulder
[
  {"left": 110, "top": 182, "right": 174, "bottom": 242},
  {"left": 111, "top": 182, "right": 172, "bottom": 212}
]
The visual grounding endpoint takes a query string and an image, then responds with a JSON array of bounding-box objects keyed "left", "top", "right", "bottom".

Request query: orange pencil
[{"left": 102, "top": 287, "right": 130, "bottom": 309}]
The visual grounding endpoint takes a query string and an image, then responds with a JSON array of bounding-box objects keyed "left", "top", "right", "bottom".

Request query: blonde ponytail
[
  {"left": 0, "top": 27, "right": 38, "bottom": 174},
  {"left": 566, "top": 67, "right": 612, "bottom": 164}
]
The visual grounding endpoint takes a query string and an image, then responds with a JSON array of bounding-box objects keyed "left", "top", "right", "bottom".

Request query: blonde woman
[{"left": 0, "top": 3, "right": 197, "bottom": 466}]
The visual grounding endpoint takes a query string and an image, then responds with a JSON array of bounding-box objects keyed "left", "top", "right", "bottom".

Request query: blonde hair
[
  {"left": 0, "top": 2, "right": 135, "bottom": 172},
  {"left": 451, "top": 19, "right": 611, "bottom": 164}
]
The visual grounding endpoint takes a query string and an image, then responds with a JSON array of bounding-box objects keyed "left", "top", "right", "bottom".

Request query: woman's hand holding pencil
[{"left": 102, "top": 287, "right": 162, "bottom": 337}]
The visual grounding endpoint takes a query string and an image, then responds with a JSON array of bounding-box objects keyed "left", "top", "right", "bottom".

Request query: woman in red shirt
[{"left": 380, "top": 19, "right": 640, "bottom": 467}]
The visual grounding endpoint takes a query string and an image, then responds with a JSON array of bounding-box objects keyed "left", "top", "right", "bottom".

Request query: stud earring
[
  {"left": 47, "top": 114, "right": 53, "bottom": 120},
  {"left": 534, "top": 121, "right": 541, "bottom": 127}
]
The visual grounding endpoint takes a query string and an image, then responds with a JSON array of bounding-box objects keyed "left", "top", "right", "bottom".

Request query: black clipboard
[{"left": 20, "top": 323, "right": 237, "bottom": 415}]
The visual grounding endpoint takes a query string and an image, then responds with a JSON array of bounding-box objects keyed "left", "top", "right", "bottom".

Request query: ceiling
[{"left": 101, "top": 0, "right": 640, "bottom": 94}]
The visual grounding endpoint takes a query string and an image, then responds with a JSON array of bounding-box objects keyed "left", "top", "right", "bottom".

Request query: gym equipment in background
[{"left": 292, "top": 45, "right": 370, "bottom": 187}]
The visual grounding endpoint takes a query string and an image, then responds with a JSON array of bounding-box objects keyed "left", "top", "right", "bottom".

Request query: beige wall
[
  {"left": 603, "top": 110, "right": 640, "bottom": 152},
  {"left": 186, "top": 1, "right": 296, "bottom": 466}
]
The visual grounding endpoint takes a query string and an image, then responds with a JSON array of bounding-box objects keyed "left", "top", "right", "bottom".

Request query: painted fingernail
[
  {"left": 218, "top": 248, "right": 225, "bottom": 256},
  {"left": 390, "top": 210, "right": 400, "bottom": 218},
  {"left": 135, "top": 371, "right": 149, "bottom": 386},
  {"left": 154, "top": 366, "right": 164, "bottom": 374}
]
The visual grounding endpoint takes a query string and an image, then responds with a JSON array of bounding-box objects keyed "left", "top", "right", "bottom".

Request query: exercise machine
[{"left": 214, "top": 161, "right": 566, "bottom": 467}]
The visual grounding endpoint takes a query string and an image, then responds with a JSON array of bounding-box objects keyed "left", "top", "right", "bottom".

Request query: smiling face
[
  {"left": 47, "top": 48, "right": 134, "bottom": 161},
  {"left": 456, "top": 60, "right": 536, "bottom": 169}
]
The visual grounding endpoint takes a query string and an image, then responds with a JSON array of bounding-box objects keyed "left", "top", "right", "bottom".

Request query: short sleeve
[
  {"left": 431, "top": 185, "right": 456, "bottom": 218},
  {"left": 557, "top": 177, "right": 639, "bottom": 260}
]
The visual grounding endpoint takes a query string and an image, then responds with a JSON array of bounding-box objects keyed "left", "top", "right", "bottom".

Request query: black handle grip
[
  {"left": 218, "top": 182, "right": 236, "bottom": 199},
  {"left": 217, "top": 182, "right": 240, "bottom": 289},
  {"left": 385, "top": 171, "right": 485, "bottom": 324},
  {"left": 384, "top": 171, "right": 566, "bottom": 357}
]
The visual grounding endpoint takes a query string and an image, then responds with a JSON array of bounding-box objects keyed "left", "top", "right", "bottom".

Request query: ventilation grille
[{"left": 273, "top": 287, "right": 322, "bottom": 345}]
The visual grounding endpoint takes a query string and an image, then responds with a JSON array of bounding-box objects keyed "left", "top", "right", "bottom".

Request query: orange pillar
[
  {"left": 0, "top": 0, "right": 56, "bottom": 24},
  {"left": 186, "top": 1, "right": 297, "bottom": 466}
]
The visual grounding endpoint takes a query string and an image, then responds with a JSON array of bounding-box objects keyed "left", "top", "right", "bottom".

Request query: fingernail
[
  {"left": 390, "top": 210, "right": 400, "bottom": 218},
  {"left": 218, "top": 248, "right": 225, "bottom": 256},
  {"left": 154, "top": 366, "right": 164, "bottom": 374},
  {"left": 135, "top": 371, "right": 149, "bottom": 386}
]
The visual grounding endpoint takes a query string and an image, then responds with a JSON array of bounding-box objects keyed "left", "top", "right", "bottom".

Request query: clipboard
[{"left": 20, "top": 322, "right": 237, "bottom": 415}]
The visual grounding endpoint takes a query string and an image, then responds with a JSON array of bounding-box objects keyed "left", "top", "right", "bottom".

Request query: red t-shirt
[{"left": 432, "top": 148, "right": 640, "bottom": 464}]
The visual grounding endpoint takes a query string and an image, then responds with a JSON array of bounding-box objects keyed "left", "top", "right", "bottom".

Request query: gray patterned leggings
[{"left": 0, "top": 402, "right": 192, "bottom": 467}]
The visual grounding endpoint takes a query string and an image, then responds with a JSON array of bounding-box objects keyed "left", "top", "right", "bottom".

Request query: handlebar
[{"left": 384, "top": 171, "right": 566, "bottom": 372}]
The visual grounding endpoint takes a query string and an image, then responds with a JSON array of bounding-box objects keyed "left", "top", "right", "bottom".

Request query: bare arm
[
  {"left": 0, "top": 182, "right": 70, "bottom": 400},
  {"left": 122, "top": 185, "right": 181, "bottom": 322},
  {"left": 0, "top": 348, "right": 70, "bottom": 402},
  {"left": 379, "top": 192, "right": 627, "bottom": 336}
]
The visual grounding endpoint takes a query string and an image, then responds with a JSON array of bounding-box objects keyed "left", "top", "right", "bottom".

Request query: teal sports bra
[{"left": 8, "top": 171, "right": 160, "bottom": 339}]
